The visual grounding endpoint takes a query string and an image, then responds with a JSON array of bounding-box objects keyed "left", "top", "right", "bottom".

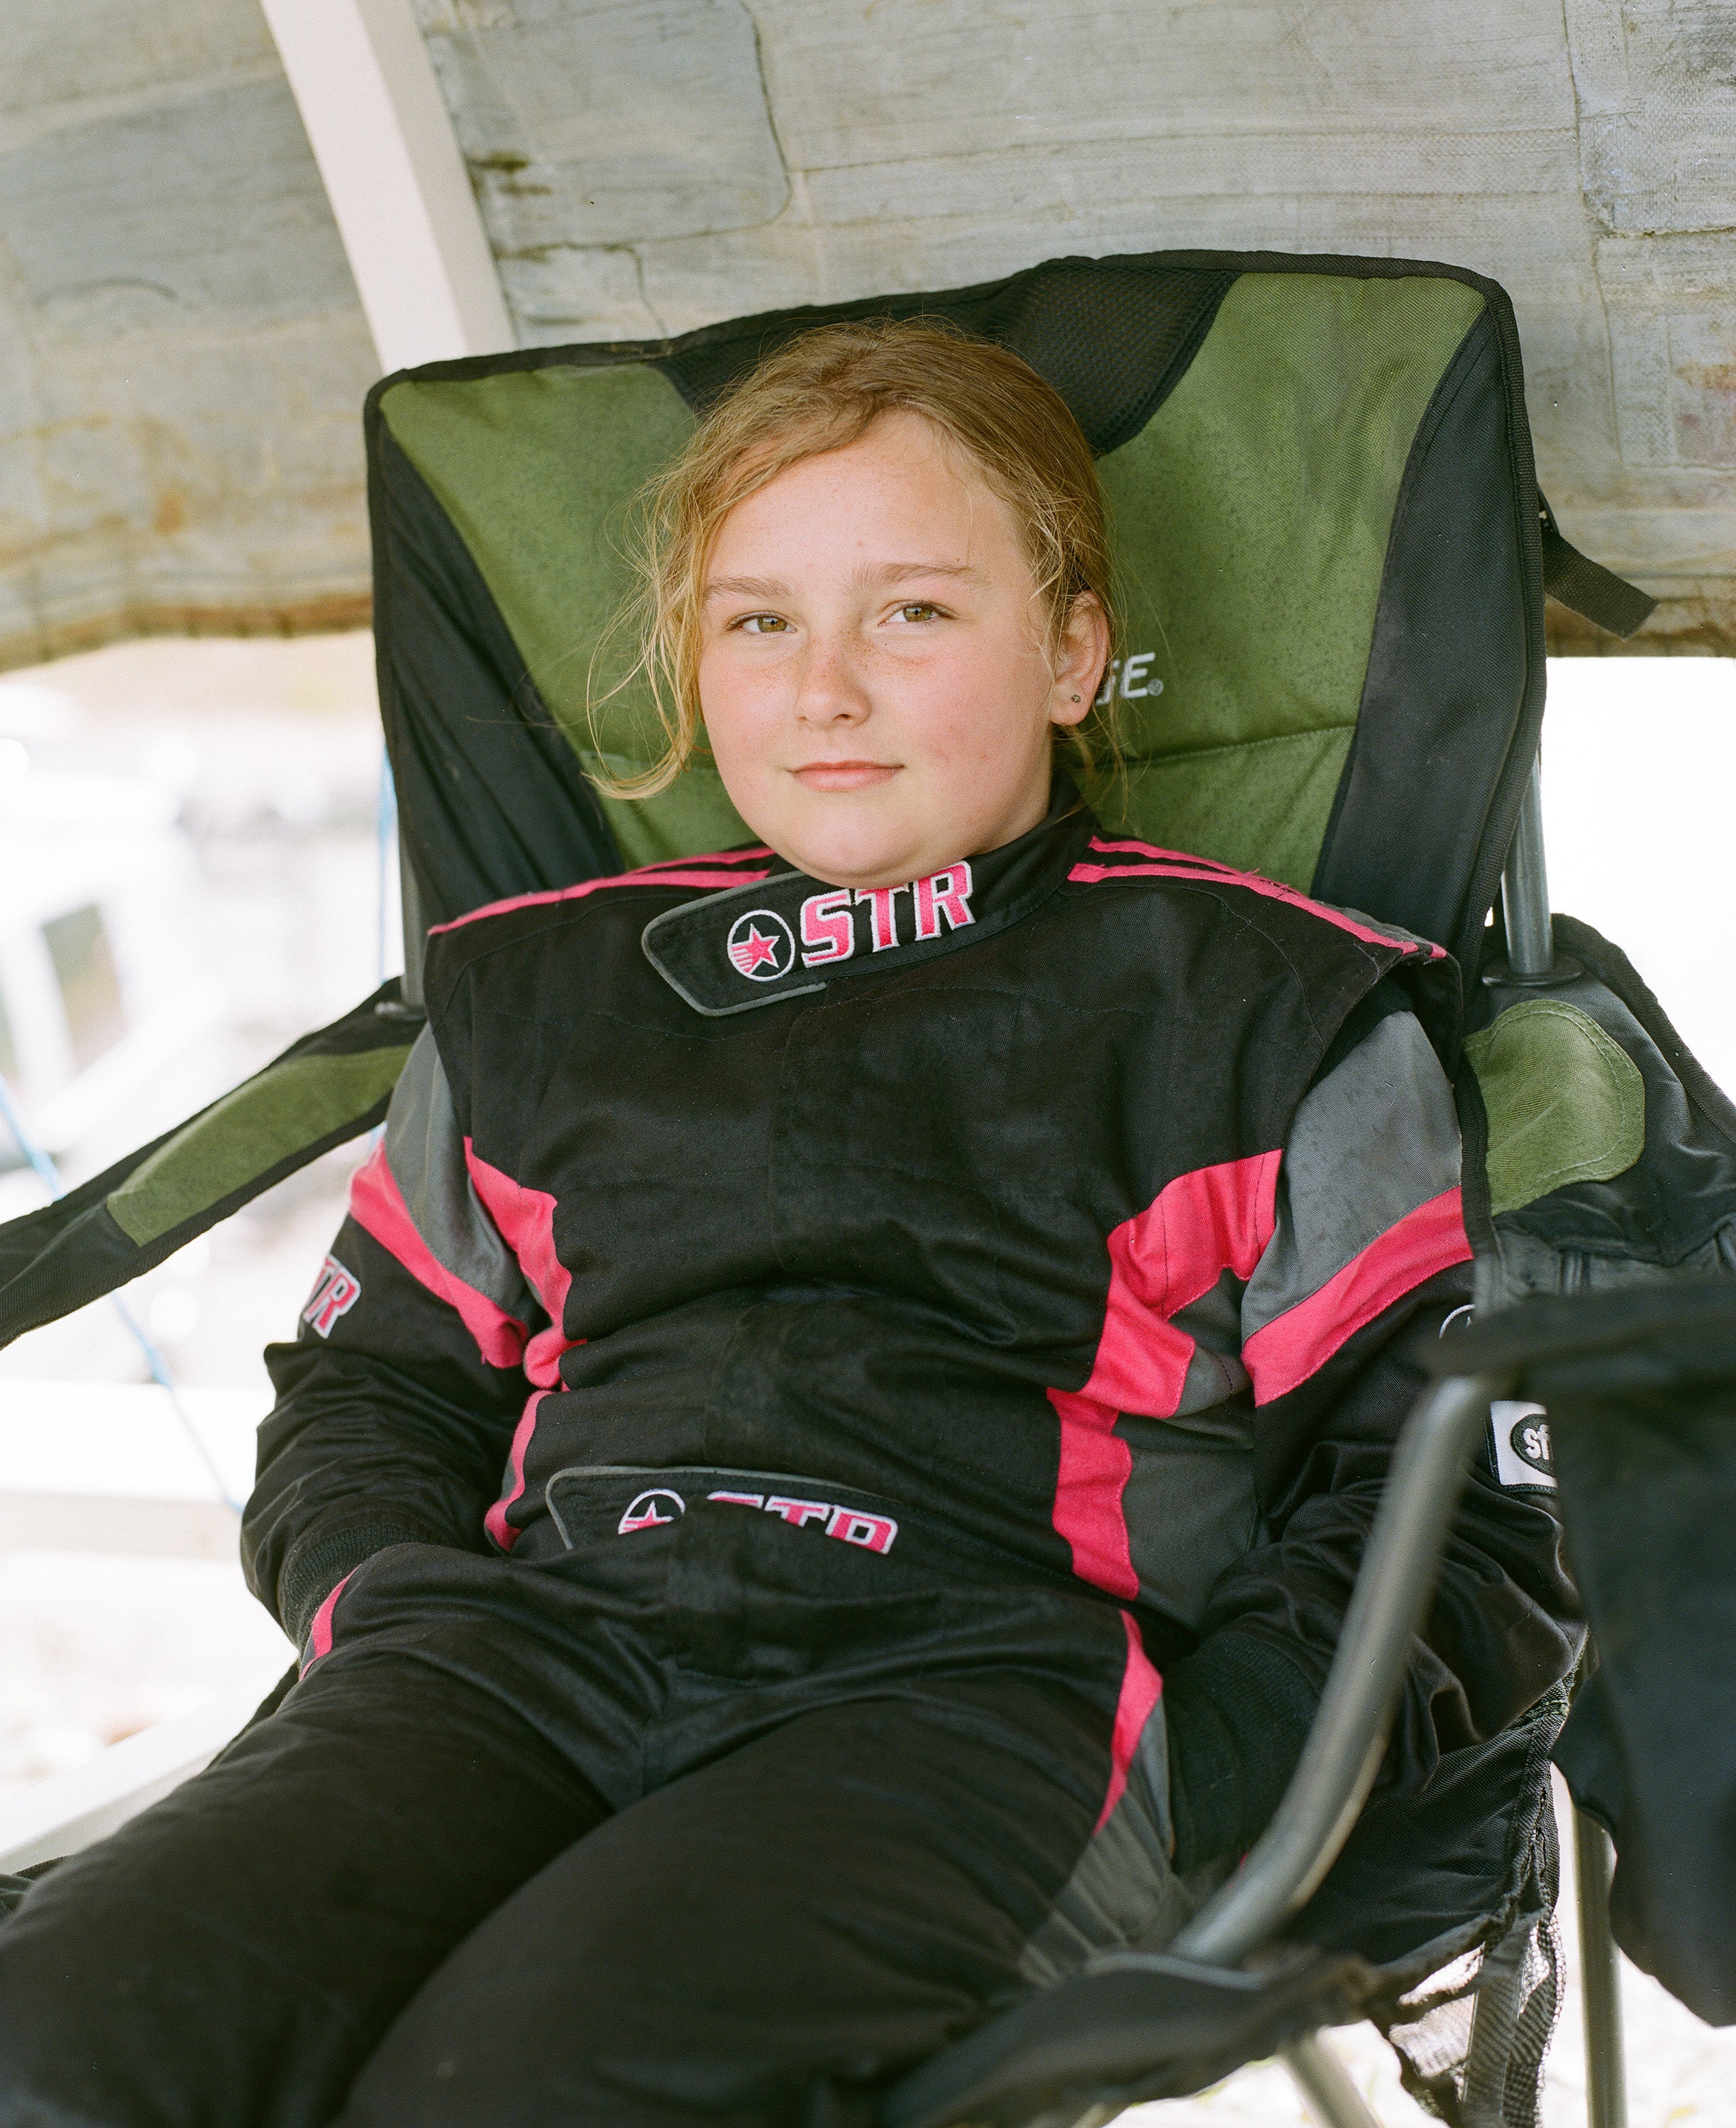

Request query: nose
[{"left": 792, "top": 626, "right": 870, "bottom": 728}]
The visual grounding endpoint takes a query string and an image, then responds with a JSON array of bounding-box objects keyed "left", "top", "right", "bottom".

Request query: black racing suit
[{"left": 0, "top": 799, "right": 1579, "bottom": 2128}]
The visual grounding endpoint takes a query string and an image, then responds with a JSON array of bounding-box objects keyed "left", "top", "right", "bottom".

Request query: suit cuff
[
  {"left": 277, "top": 1516, "right": 438, "bottom": 1651},
  {"left": 1163, "top": 1633, "right": 1320, "bottom": 1872}
]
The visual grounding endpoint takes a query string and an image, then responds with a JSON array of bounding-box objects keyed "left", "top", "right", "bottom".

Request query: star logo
[
  {"left": 725, "top": 908, "right": 796, "bottom": 981},
  {"left": 618, "top": 1487, "right": 686, "bottom": 1534}
]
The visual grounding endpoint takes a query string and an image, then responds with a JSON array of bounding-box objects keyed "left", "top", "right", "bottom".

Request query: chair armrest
[{"left": 1172, "top": 1370, "right": 1508, "bottom": 1968}]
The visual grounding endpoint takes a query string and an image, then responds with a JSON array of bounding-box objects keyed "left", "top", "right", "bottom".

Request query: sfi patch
[
  {"left": 1491, "top": 1400, "right": 1557, "bottom": 1490},
  {"left": 302, "top": 1254, "right": 361, "bottom": 1338}
]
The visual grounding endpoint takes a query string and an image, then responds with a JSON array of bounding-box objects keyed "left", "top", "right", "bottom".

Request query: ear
[{"left": 1048, "top": 594, "right": 1111, "bottom": 728}]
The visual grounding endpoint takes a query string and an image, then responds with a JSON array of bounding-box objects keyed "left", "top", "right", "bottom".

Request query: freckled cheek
[
  {"left": 885, "top": 650, "right": 1001, "bottom": 732},
  {"left": 915, "top": 692, "right": 1044, "bottom": 777},
  {"left": 696, "top": 646, "right": 731, "bottom": 722},
  {"left": 707, "top": 711, "right": 781, "bottom": 781},
  {"left": 702, "top": 721, "right": 775, "bottom": 803},
  {"left": 700, "top": 652, "right": 792, "bottom": 748}
]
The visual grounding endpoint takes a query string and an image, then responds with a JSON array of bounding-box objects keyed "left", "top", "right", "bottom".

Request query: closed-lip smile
[{"left": 790, "top": 760, "right": 901, "bottom": 791}]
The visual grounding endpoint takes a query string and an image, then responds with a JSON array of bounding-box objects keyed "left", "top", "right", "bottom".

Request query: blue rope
[{"left": 0, "top": 1069, "right": 243, "bottom": 1518}]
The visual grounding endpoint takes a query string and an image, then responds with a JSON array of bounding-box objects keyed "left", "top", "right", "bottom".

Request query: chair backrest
[{"left": 368, "top": 248, "right": 1549, "bottom": 972}]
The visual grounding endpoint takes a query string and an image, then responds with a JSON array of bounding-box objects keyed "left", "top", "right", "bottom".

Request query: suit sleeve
[
  {"left": 243, "top": 1026, "right": 546, "bottom": 1649},
  {"left": 1163, "top": 1003, "right": 1583, "bottom": 1870}
]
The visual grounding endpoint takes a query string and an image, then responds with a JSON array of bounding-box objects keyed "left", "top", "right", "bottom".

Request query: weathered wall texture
[
  {"left": 1, "top": 1, "right": 1730, "bottom": 667},
  {"left": 416, "top": 0, "right": 1735, "bottom": 652},
  {"left": 0, "top": 0, "right": 377, "bottom": 671}
]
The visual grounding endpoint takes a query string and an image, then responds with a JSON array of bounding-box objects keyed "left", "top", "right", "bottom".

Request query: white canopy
[{"left": 2, "top": 0, "right": 1729, "bottom": 670}]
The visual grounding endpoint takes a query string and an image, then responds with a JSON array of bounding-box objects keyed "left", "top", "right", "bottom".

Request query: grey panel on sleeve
[
  {"left": 1117, "top": 1402, "right": 1260, "bottom": 1631},
  {"left": 1242, "top": 1010, "right": 1461, "bottom": 1339},
  {"left": 383, "top": 1028, "right": 538, "bottom": 1322},
  {"left": 1170, "top": 1271, "right": 1251, "bottom": 1414},
  {"left": 1018, "top": 1695, "right": 1230, "bottom": 1983}
]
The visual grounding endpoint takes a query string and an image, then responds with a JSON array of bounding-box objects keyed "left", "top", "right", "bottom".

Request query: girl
[{"left": 0, "top": 323, "right": 1576, "bottom": 2127}]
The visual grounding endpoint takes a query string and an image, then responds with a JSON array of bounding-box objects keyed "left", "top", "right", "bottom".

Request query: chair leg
[
  {"left": 1281, "top": 2031, "right": 1384, "bottom": 2128},
  {"left": 1574, "top": 1807, "right": 1627, "bottom": 2128}
]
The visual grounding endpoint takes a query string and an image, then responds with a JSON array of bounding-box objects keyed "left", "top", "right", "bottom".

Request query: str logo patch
[
  {"left": 302, "top": 1254, "right": 361, "bottom": 1338},
  {"left": 613, "top": 1484, "right": 899, "bottom": 1553},
  {"left": 724, "top": 866, "right": 977, "bottom": 982},
  {"left": 708, "top": 1490, "right": 900, "bottom": 1553},
  {"left": 1491, "top": 1400, "right": 1558, "bottom": 1490},
  {"left": 618, "top": 1487, "right": 685, "bottom": 1533},
  {"left": 726, "top": 908, "right": 797, "bottom": 980}
]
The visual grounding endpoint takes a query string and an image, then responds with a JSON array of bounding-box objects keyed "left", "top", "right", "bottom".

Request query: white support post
[{"left": 261, "top": 0, "right": 515, "bottom": 374}]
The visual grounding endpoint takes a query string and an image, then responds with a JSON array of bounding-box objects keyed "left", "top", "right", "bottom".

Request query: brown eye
[
  {"left": 897, "top": 603, "right": 941, "bottom": 624},
  {"left": 739, "top": 614, "right": 789, "bottom": 635}
]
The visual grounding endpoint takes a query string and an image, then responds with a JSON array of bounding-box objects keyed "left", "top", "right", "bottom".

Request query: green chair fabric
[
  {"left": 0, "top": 985, "right": 417, "bottom": 1349},
  {"left": 378, "top": 269, "right": 1486, "bottom": 890},
  {"left": 1464, "top": 998, "right": 1646, "bottom": 1217},
  {"left": 371, "top": 251, "right": 1537, "bottom": 962}
]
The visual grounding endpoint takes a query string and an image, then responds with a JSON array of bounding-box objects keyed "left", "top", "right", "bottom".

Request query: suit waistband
[{"left": 539, "top": 1461, "right": 1068, "bottom": 1586}]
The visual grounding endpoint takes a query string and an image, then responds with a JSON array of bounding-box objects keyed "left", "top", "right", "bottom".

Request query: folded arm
[
  {"left": 1165, "top": 996, "right": 1582, "bottom": 1869},
  {"left": 243, "top": 1028, "right": 542, "bottom": 1649}
]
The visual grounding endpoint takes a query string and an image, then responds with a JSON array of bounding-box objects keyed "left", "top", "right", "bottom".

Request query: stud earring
[{"left": 1070, "top": 693, "right": 1081, "bottom": 702}]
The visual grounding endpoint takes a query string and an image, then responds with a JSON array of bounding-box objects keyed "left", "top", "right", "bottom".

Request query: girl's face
[{"left": 697, "top": 411, "right": 1108, "bottom": 890}]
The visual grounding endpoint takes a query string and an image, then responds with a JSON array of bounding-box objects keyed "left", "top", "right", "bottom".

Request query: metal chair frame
[{"left": 1148, "top": 1365, "right": 1625, "bottom": 2128}]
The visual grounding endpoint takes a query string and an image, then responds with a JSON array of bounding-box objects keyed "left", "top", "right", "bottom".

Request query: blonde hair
[{"left": 590, "top": 318, "right": 1119, "bottom": 801}]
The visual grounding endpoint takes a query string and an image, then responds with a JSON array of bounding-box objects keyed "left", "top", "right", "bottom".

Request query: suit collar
[{"left": 642, "top": 786, "right": 1097, "bottom": 1017}]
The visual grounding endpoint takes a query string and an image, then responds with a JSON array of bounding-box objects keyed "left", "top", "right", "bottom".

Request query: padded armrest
[{"left": 880, "top": 1950, "right": 1378, "bottom": 2128}]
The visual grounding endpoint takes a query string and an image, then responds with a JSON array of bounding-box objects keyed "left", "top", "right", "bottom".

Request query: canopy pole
[
  {"left": 397, "top": 843, "right": 426, "bottom": 1012},
  {"left": 1283, "top": 2031, "right": 1385, "bottom": 2128},
  {"left": 1491, "top": 754, "right": 1583, "bottom": 990},
  {"left": 1499, "top": 757, "right": 1557, "bottom": 980},
  {"left": 1576, "top": 1808, "right": 1629, "bottom": 2128},
  {"left": 261, "top": 0, "right": 514, "bottom": 373}
]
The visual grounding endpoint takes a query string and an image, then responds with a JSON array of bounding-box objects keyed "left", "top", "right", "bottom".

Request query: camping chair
[{"left": 2, "top": 247, "right": 1723, "bottom": 2128}]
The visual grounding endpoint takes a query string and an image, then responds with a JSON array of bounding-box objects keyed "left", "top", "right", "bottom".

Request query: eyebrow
[{"left": 702, "top": 561, "right": 985, "bottom": 600}]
